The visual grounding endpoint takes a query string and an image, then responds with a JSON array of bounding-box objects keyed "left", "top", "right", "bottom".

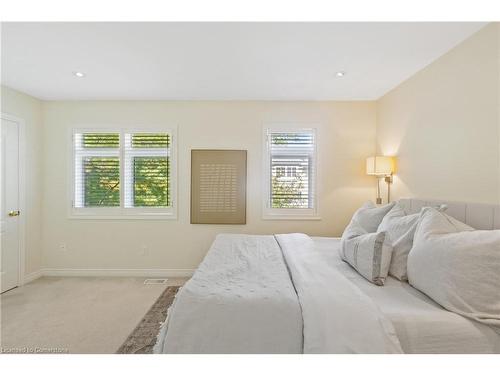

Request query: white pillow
[
  {"left": 344, "top": 201, "right": 396, "bottom": 234},
  {"left": 377, "top": 204, "right": 420, "bottom": 280},
  {"left": 341, "top": 220, "right": 393, "bottom": 286},
  {"left": 408, "top": 207, "right": 500, "bottom": 328}
]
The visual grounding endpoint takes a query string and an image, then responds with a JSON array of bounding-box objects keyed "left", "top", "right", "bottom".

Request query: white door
[{"left": 1, "top": 118, "right": 21, "bottom": 293}]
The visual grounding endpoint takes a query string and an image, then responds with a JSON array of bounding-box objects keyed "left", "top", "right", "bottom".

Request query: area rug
[{"left": 116, "top": 286, "right": 179, "bottom": 354}]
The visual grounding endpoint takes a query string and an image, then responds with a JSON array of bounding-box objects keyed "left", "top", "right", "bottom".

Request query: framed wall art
[{"left": 190, "top": 149, "right": 247, "bottom": 224}]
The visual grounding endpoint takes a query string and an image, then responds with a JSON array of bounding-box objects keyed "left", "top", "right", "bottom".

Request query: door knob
[{"left": 8, "top": 210, "right": 20, "bottom": 217}]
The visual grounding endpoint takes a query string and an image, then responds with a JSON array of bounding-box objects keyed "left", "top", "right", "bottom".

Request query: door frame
[{"left": 1, "top": 112, "right": 26, "bottom": 287}]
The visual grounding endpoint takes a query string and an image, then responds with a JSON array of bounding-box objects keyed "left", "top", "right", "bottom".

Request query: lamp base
[
  {"left": 385, "top": 173, "right": 393, "bottom": 203},
  {"left": 376, "top": 197, "right": 382, "bottom": 205}
]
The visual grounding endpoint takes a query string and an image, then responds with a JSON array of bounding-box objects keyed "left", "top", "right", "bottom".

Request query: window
[
  {"left": 263, "top": 127, "right": 319, "bottom": 219},
  {"left": 72, "top": 129, "right": 176, "bottom": 218}
]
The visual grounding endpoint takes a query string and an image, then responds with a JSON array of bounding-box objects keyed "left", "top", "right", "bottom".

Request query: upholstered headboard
[{"left": 398, "top": 198, "right": 500, "bottom": 230}]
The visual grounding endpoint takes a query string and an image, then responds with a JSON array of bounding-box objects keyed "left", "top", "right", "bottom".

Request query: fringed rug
[{"left": 116, "top": 286, "right": 179, "bottom": 354}]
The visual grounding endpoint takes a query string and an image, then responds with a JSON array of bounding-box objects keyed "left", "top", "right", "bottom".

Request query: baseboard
[
  {"left": 41, "top": 268, "right": 195, "bottom": 278},
  {"left": 23, "top": 270, "right": 43, "bottom": 284}
]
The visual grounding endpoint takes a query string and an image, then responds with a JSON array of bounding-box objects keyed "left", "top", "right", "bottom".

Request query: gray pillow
[{"left": 341, "top": 220, "right": 393, "bottom": 286}]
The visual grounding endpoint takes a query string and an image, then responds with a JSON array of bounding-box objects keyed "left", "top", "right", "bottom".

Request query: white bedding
[
  {"left": 314, "top": 237, "right": 500, "bottom": 354},
  {"left": 155, "top": 234, "right": 303, "bottom": 353},
  {"left": 276, "top": 234, "right": 402, "bottom": 353},
  {"left": 155, "top": 234, "right": 500, "bottom": 354}
]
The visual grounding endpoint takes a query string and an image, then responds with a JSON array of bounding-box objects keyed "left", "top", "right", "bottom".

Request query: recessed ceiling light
[
  {"left": 73, "top": 71, "right": 86, "bottom": 78},
  {"left": 335, "top": 71, "right": 346, "bottom": 78}
]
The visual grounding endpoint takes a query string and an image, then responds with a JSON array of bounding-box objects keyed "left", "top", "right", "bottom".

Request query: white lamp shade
[{"left": 366, "top": 156, "right": 395, "bottom": 176}]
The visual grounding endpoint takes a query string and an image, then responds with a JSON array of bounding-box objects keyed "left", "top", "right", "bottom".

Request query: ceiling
[{"left": 1, "top": 22, "right": 486, "bottom": 101}]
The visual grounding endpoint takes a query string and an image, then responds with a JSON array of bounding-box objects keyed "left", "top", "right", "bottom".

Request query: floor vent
[{"left": 144, "top": 278, "right": 168, "bottom": 285}]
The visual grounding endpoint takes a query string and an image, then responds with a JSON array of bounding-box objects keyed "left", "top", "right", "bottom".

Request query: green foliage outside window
[
  {"left": 133, "top": 157, "right": 170, "bottom": 207},
  {"left": 79, "top": 132, "right": 170, "bottom": 208},
  {"left": 84, "top": 157, "right": 120, "bottom": 206},
  {"left": 83, "top": 133, "right": 119, "bottom": 148},
  {"left": 271, "top": 173, "right": 309, "bottom": 208},
  {"left": 132, "top": 133, "right": 170, "bottom": 148}
]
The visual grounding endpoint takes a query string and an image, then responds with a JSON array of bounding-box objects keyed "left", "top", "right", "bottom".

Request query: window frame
[
  {"left": 262, "top": 124, "right": 321, "bottom": 220},
  {"left": 68, "top": 126, "right": 177, "bottom": 220}
]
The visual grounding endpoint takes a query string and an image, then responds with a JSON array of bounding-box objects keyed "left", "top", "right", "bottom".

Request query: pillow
[
  {"left": 344, "top": 201, "right": 396, "bottom": 234},
  {"left": 377, "top": 204, "right": 420, "bottom": 280},
  {"left": 407, "top": 207, "right": 500, "bottom": 328},
  {"left": 341, "top": 220, "right": 393, "bottom": 286}
]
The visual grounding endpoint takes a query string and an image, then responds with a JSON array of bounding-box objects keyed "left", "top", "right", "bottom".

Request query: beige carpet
[{"left": 0, "top": 276, "right": 188, "bottom": 354}]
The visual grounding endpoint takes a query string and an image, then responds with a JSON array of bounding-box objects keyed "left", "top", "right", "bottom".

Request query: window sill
[
  {"left": 262, "top": 215, "right": 322, "bottom": 221},
  {"left": 68, "top": 213, "right": 178, "bottom": 220}
]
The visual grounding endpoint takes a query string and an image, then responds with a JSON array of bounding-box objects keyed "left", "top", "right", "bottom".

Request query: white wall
[
  {"left": 1, "top": 85, "right": 43, "bottom": 276},
  {"left": 41, "top": 101, "right": 376, "bottom": 272},
  {"left": 377, "top": 23, "right": 500, "bottom": 204}
]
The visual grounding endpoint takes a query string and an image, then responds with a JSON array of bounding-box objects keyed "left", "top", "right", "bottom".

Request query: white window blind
[
  {"left": 72, "top": 130, "right": 175, "bottom": 218},
  {"left": 264, "top": 128, "right": 318, "bottom": 218}
]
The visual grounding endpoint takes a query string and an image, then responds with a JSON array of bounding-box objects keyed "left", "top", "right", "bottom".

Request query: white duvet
[
  {"left": 155, "top": 234, "right": 303, "bottom": 353},
  {"left": 276, "top": 234, "right": 402, "bottom": 353},
  {"left": 154, "top": 233, "right": 402, "bottom": 354}
]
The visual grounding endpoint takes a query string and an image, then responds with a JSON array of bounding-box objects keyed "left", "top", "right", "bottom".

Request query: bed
[{"left": 154, "top": 199, "right": 500, "bottom": 354}]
